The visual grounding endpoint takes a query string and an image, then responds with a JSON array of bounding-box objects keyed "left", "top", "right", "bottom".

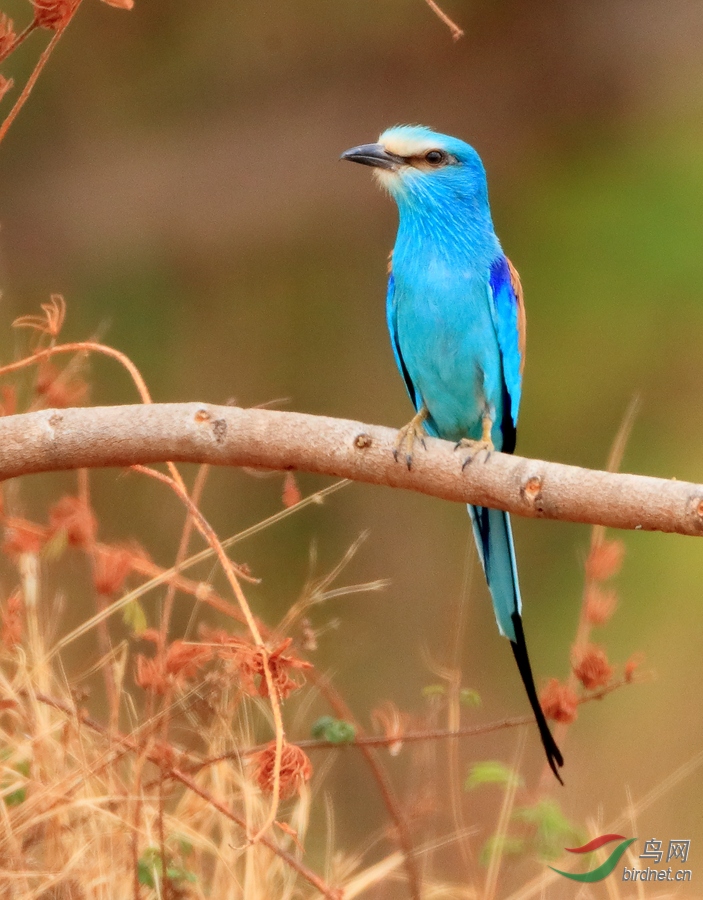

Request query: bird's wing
[
  {"left": 386, "top": 268, "right": 420, "bottom": 411},
  {"left": 488, "top": 255, "right": 526, "bottom": 451}
]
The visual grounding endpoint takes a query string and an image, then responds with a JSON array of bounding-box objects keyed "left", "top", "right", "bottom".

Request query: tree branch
[{"left": 0, "top": 402, "right": 701, "bottom": 536}]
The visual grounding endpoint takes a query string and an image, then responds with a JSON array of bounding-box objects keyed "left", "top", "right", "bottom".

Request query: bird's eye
[{"left": 425, "top": 150, "right": 446, "bottom": 165}]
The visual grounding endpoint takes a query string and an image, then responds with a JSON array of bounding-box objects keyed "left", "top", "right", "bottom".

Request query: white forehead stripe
[{"left": 379, "top": 134, "right": 439, "bottom": 158}]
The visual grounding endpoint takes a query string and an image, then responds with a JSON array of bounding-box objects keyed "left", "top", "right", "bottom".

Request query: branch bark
[{"left": 0, "top": 402, "right": 701, "bottom": 536}]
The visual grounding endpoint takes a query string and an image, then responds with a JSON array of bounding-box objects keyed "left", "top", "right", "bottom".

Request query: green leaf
[
  {"left": 311, "top": 715, "right": 334, "bottom": 738},
  {"left": 465, "top": 760, "right": 523, "bottom": 791},
  {"left": 310, "top": 716, "right": 356, "bottom": 743},
  {"left": 170, "top": 833, "right": 194, "bottom": 856},
  {"left": 421, "top": 684, "right": 446, "bottom": 698},
  {"left": 166, "top": 866, "right": 197, "bottom": 884},
  {"left": 137, "top": 848, "right": 161, "bottom": 887},
  {"left": 5, "top": 786, "right": 26, "bottom": 806},
  {"left": 42, "top": 528, "right": 68, "bottom": 561},
  {"left": 122, "top": 599, "right": 147, "bottom": 634},
  {"left": 480, "top": 834, "right": 526, "bottom": 866},
  {"left": 513, "top": 799, "right": 585, "bottom": 860},
  {"left": 137, "top": 845, "right": 197, "bottom": 888},
  {"left": 3, "top": 758, "right": 30, "bottom": 807},
  {"left": 459, "top": 688, "right": 481, "bottom": 707},
  {"left": 137, "top": 860, "right": 156, "bottom": 888}
]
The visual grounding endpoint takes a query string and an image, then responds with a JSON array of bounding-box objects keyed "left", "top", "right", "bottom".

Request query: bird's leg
[
  {"left": 455, "top": 414, "right": 495, "bottom": 469},
  {"left": 394, "top": 406, "right": 429, "bottom": 470}
]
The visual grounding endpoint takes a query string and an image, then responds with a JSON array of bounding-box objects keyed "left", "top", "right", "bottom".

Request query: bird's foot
[
  {"left": 454, "top": 437, "right": 494, "bottom": 469},
  {"left": 455, "top": 416, "right": 495, "bottom": 469},
  {"left": 394, "top": 407, "right": 428, "bottom": 469}
]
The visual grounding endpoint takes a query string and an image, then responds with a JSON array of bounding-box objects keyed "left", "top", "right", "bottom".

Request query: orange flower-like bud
[
  {"left": 203, "top": 628, "right": 311, "bottom": 699},
  {"left": 48, "top": 495, "right": 97, "bottom": 548},
  {"left": 624, "top": 651, "right": 645, "bottom": 683},
  {"left": 571, "top": 643, "right": 613, "bottom": 690},
  {"left": 2, "top": 524, "right": 44, "bottom": 559},
  {"left": 540, "top": 678, "right": 578, "bottom": 724},
  {"left": 251, "top": 740, "right": 313, "bottom": 799},
  {"left": 135, "top": 654, "right": 168, "bottom": 694},
  {"left": 164, "top": 639, "right": 212, "bottom": 681},
  {"left": 584, "top": 584, "right": 618, "bottom": 626},
  {"left": 282, "top": 471, "right": 301, "bottom": 508},
  {"left": 0, "top": 75, "right": 12, "bottom": 102},
  {"left": 32, "top": 0, "right": 80, "bottom": 30},
  {"left": 585, "top": 539, "right": 625, "bottom": 582},
  {"left": 101, "top": 0, "right": 134, "bottom": 7},
  {"left": 93, "top": 545, "right": 132, "bottom": 596},
  {"left": 36, "top": 361, "right": 88, "bottom": 409},
  {"left": 135, "top": 640, "right": 211, "bottom": 695},
  {"left": 0, "top": 14, "right": 15, "bottom": 58},
  {"left": 150, "top": 741, "right": 175, "bottom": 770}
]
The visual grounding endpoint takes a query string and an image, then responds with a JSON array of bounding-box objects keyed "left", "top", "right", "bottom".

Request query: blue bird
[{"left": 342, "top": 125, "right": 563, "bottom": 782}]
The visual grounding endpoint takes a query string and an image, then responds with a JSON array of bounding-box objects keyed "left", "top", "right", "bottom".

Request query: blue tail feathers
[
  {"left": 469, "top": 505, "right": 564, "bottom": 782},
  {"left": 468, "top": 505, "right": 521, "bottom": 640}
]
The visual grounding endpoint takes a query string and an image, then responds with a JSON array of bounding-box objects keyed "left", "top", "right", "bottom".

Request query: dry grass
[{"left": 0, "top": 300, "right": 697, "bottom": 900}]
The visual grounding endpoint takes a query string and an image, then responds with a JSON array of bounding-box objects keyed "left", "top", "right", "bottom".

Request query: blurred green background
[{"left": 1, "top": 0, "right": 702, "bottom": 889}]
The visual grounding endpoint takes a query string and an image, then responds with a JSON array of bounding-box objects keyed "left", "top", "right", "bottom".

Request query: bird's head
[{"left": 341, "top": 125, "right": 489, "bottom": 214}]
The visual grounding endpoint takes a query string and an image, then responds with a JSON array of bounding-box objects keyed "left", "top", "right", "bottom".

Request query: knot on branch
[{"left": 194, "top": 406, "right": 228, "bottom": 443}]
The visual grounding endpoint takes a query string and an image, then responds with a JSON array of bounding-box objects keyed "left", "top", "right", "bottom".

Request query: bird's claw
[
  {"left": 394, "top": 409, "right": 428, "bottom": 470},
  {"left": 455, "top": 437, "right": 494, "bottom": 469}
]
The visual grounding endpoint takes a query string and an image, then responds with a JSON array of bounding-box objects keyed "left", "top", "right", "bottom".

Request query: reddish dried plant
[
  {"left": 540, "top": 678, "right": 578, "bottom": 724},
  {"left": 149, "top": 741, "right": 176, "bottom": 771},
  {"left": 135, "top": 638, "right": 212, "bottom": 695},
  {"left": 0, "top": 386, "right": 16, "bottom": 417},
  {"left": 31, "top": 0, "right": 134, "bottom": 31},
  {"left": 48, "top": 495, "right": 97, "bottom": 548},
  {"left": 584, "top": 538, "right": 625, "bottom": 582},
  {"left": 624, "top": 651, "right": 645, "bottom": 683},
  {"left": 2, "top": 523, "right": 44, "bottom": 559},
  {"left": 251, "top": 740, "right": 313, "bottom": 799},
  {"left": 36, "top": 360, "right": 88, "bottom": 408},
  {"left": 204, "top": 628, "right": 311, "bottom": 699},
  {"left": 135, "top": 654, "right": 168, "bottom": 694},
  {"left": 164, "top": 639, "right": 212, "bottom": 682},
  {"left": 93, "top": 544, "right": 133, "bottom": 596},
  {"left": 0, "top": 13, "right": 15, "bottom": 58},
  {"left": 282, "top": 472, "right": 302, "bottom": 509},
  {"left": 0, "top": 75, "right": 12, "bottom": 102},
  {"left": 371, "top": 701, "right": 413, "bottom": 756},
  {"left": 1, "top": 589, "right": 23, "bottom": 648},
  {"left": 584, "top": 584, "right": 618, "bottom": 626},
  {"left": 32, "top": 0, "right": 80, "bottom": 30},
  {"left": 571, "top": 643, "right": 613, "bottom": 690},
  {"left": 13, "top": 294, "right": 67, "bottom": 340},
  {"left": 0, "top": 2, "right": 134, "bottom": 152}
]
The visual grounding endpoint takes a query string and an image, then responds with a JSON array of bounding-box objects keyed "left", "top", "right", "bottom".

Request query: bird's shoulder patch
[
  {"left": 506, "top": 257, "right": 526, "bottom": 375},
  {"left": 488, "top": 255, "right": 526, "bottom": 439}
]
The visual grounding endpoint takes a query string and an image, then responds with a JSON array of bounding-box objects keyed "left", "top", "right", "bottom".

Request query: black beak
[{"left": 340, "top": 143, "right": 404, "bottom": 170}]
